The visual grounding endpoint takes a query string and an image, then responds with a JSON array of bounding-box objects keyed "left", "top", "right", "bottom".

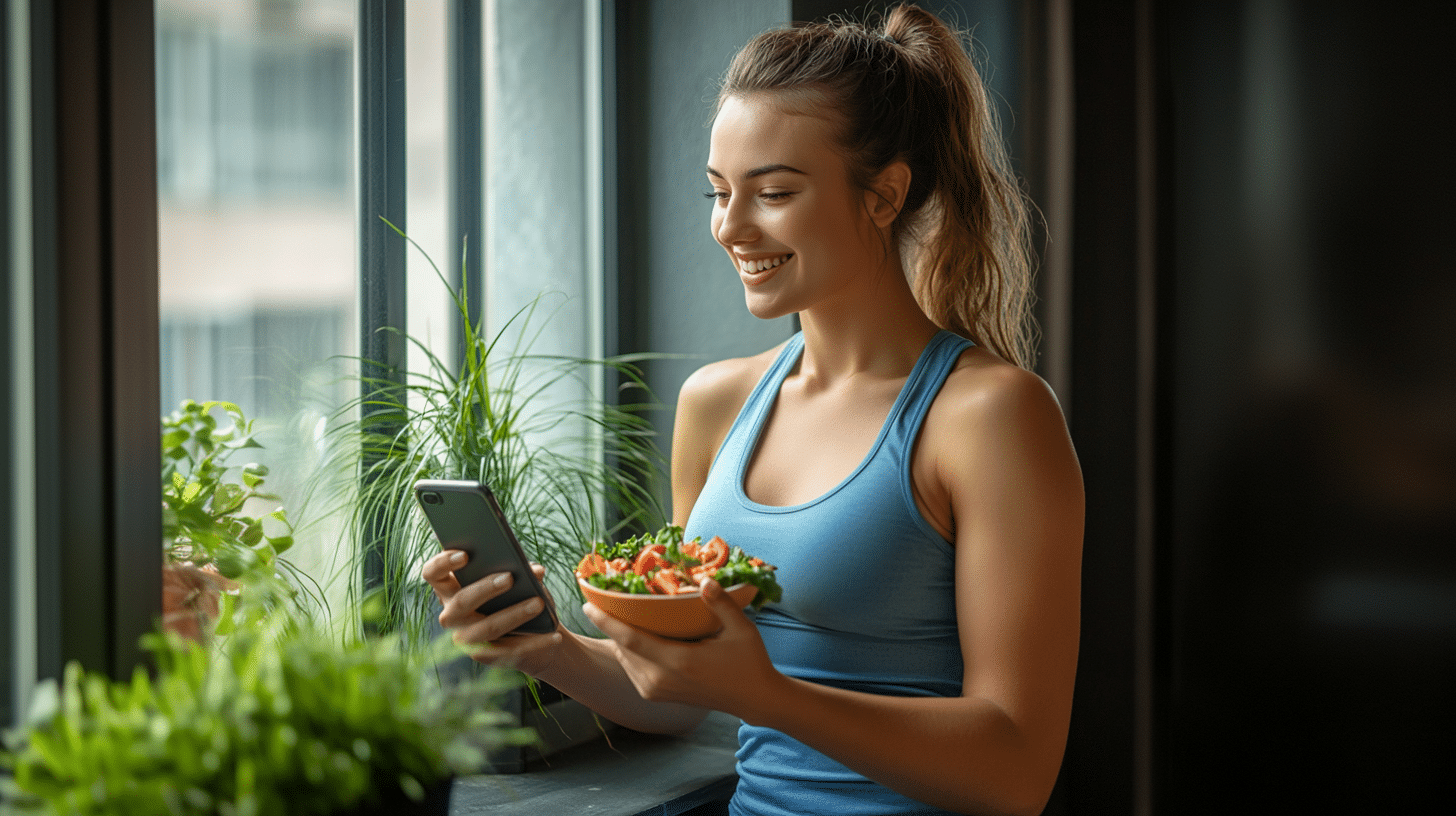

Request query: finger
[
  {"left": 422, "top": 549, "right": 467, "bottom": 583},
  {"left": 698, "top": 576, "right": 751, "bottom": 632},
  {"left": 581, "top": 600, "right": 622, "bottom": 636},
  {"left": 530, "top": 562, "right": 547, "bottom": 579},
  {"left": 581, "top": 601, "right": 657, "bottom": 647},
  {"left": 455, "top": 595, "right": 550, "bottom": 644},
  {"left": 422, "top": 551, "right": 466, "bottom": 598},
  {"left": 463, "top": 629, "right": 563, "bottom": 668},
  {"left": 449, "top": 570, "right": 513, "bottom": 612},
  {"left": 437, "top": 571, "right": 515, "bottom": 628}
]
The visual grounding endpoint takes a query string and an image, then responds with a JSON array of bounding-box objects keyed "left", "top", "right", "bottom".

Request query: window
[
  {"left": 156, "top": 14, "right": 351, "bottom": 201},
  {"left": 156, "top": 0, "right": 360, "bottom": 612},
  {"left": 152, "top": 0, "right": 609, "bottom": 624}
]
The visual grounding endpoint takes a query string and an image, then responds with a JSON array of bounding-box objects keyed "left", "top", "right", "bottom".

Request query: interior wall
[{"left": 612, "top": 0, "right": 796, "bottom": 510}]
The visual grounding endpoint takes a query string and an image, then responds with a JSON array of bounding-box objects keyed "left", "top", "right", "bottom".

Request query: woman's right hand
[
  {"left": 422, "top": 550, "right": 567, "bottom": 676},
  {"left": 426, "top": 549, "right": 713, "bottom": 736}
]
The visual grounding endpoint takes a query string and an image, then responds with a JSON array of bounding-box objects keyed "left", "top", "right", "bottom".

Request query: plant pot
[
  {"left": 339, "top": 777, "right": 452, "bottom": 816},
  {"left": 489, "top": 680, "right": 618, "bottom": 773},
  {"left": 427, "top": 608, "right": 616, "bottom": 774},
  {"left": 160, "top": 563, "right": 231, "bottom": 642}
]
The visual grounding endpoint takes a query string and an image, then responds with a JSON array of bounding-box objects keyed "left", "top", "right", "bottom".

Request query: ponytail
[{"left": 720, "top": 4, "right": 1037, "bottom": 368}]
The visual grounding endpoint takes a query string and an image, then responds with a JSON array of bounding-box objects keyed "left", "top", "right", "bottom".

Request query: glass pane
[
  {"left": 404, "top": 0, "right": 452, "bottom": 375},
  {"left": 156, "top": 0, "right": 357, "bottom": 626}
]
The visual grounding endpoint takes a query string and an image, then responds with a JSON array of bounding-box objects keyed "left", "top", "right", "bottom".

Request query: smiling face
[{"left": 707, "top": 93, "right": 888, "bottom": 321}]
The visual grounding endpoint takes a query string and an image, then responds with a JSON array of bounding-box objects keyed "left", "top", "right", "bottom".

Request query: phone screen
[{"left": 414, "top": 480, "right": 558, "bottom": 635}]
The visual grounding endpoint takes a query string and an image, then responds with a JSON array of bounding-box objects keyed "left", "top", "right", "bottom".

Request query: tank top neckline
[{"left": 735, "top": 330, "right": 966, "bottom": 514}]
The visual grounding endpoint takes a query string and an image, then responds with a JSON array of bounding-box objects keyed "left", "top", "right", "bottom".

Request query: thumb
[{"left": 699, "top": 575, "right": 750, "bottom": 628}]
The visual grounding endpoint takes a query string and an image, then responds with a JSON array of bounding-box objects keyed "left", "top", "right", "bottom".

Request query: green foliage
[
  {"left": 713, "top": 547, "right": 784, "bottom": 610},
  {"left": 162, "top": 400, "right": 297, "bottom": 586},
  {"left": 585, "top": 571, "right": 652, "bottom": 595},
  {"left": 324, "top": 225, "right": 671, "bottom": 643},
  {"left": 0, "top": 606, "right": 534, "bottom": 815}
]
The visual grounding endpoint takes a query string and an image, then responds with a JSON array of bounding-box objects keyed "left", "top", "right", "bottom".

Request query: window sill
[{"left": 450, "top": 710, "right": 739, "bottom": 815}]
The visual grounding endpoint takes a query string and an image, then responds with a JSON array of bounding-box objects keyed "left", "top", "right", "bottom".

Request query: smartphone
[{"left": 414, "top": 479, "right": 558, "bottom": 635}]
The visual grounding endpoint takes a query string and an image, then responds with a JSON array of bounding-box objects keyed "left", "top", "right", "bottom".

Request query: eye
[
  {"left": 760, "top": 191, "right": 794, "bottom": 201},
  {"left": 704, "top": 190, "right": 729, "bottom": 202}
]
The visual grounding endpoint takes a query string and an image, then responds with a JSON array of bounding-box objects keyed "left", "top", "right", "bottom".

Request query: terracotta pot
[{"left": 161, "top": 563, "right": 232, "bottom": 642}]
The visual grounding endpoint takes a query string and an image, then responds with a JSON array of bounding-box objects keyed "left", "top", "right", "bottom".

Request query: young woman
[{"left": 423, "top": 6, "right": 1083, "bottom": 815}]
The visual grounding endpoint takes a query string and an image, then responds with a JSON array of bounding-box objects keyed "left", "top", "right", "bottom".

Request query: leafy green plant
[
  {"left": 323, "top": 228, "right": 671, "bottom": 643},
  {"left": 162, "top": 399, "right": 299, "bottom": 586},
  {"left": 0, "top": 606, "right": 534, "bottom": 815}
]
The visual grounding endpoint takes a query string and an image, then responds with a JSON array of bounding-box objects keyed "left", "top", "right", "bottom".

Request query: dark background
[{"left": 803, "top": 1, "right": 1455, "bottom": 812}]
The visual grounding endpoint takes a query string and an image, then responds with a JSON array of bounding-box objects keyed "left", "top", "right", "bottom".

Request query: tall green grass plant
[{"left": 323, "top": 229, "right": 670, "bottom": 645}]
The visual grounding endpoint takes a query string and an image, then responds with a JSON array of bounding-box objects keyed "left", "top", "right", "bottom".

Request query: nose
[{"left": 713, "top": 193, "right": 758, "bottom": 248}]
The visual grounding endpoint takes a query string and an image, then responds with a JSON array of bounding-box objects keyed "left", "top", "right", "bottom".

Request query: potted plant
[
  {"left": 318, "top": 229, "right": 671, "bottom": 768},
  {"left": 323, "top": 230, "right": 669, "bottom": 640},
  {"left": 0, "top": 603, "right": 535, "bottom": 815},
  {"left": 161, "top": 399, "right": 314, "bottom": 640}
]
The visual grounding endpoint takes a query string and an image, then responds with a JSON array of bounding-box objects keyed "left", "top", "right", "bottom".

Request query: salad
[{"left": 576, "top": 526, "right": 781, "bottom": 610}]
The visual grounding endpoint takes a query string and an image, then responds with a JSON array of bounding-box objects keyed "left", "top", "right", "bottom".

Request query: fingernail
[
  {"left": 449, "top": 551, "right": 467, "bottom": 566},
  {"left": 493, "top": 573, "right": 512, "bottom": 588}
]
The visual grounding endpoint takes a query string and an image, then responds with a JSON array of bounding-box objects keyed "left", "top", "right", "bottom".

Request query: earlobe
[{"left": 867, "top": 161, "right": 912, "bottom": 229}]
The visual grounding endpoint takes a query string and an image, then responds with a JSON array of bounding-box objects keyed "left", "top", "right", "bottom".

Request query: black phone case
[{"left": 413, "top": 479, "right": 558, "bottom": 635}]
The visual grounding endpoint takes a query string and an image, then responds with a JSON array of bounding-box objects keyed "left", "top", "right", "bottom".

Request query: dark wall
[{"left": 1163, "top": 1, "right": 1456, "bottom": 812}]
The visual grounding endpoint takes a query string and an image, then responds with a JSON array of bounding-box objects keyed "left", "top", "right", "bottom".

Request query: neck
[{"left": 795, "top": 260, "right": 941, "bottom": 383}]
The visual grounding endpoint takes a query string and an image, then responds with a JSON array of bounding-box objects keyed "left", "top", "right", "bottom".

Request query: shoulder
[
  {"left": 922, "top": 345, "right": 1081, "bottom": 497},
  {"left": 677, "top": 341, "right": 787, "bottom": 419},
  {"left": 936, "top": 346, "right": 1067, "bottom": 426}
]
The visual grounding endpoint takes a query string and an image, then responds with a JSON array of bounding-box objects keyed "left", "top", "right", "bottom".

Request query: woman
[{"left": 423, "top": 6, "right": 1083, "bottom": 815}]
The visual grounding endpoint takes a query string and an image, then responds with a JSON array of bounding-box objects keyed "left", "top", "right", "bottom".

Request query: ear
[{"left": 864, "top": 160, "right": 912, "bottom": 230}]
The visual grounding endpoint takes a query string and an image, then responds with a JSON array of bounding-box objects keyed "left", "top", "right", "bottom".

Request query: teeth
[{"left": 739, "top": 254, "right": 792, "bottom": 274}]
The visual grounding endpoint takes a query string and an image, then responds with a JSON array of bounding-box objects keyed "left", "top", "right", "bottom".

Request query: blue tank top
[{"left": 684, "top": 330, "right": 973, "bottom": 816}]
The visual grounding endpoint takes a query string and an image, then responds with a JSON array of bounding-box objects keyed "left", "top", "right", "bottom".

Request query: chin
[{"left": 743, "top": 292, "right": 797, "bottom": 322}]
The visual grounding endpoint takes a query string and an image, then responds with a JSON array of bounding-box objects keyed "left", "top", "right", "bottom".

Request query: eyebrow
[{"left": 705, "top": 163, "right": 807, "bottom": 180}]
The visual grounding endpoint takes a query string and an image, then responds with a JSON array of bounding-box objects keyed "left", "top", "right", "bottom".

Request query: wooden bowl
[{"left": 578, "top": 578, "right": 758, "bottom": 640}]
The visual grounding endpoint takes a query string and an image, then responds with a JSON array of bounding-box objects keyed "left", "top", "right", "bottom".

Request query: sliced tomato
[
  {"left": 576, "top": 552, "right": 608, "bottom": 579},
  {"left": 695, "top": 536, "right": 729, "bottom": 571},
  {"left": 608, "top": 557, "right": 631, "bottom": 573},
  {"left": 632, "top": 543, "right": 668, "bottom": 576},
  {"left": 650, "top": 569, "right": 682, "bottom": 595}
]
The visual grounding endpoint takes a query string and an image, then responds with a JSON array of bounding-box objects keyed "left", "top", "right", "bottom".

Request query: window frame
[
  {"left": 2, "top": 0, "right": 15, "bottom": 728},
  {"left": 24, "top": 0, "right": 162, "bottom": 684}
]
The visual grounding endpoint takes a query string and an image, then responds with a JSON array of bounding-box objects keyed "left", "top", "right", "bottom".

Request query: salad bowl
[{"left": 579, "top": 578, "right": 759, "bottom": 640}]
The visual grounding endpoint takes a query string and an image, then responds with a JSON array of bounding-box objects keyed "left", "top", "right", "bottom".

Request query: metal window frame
[
  {"left": 27, "top": 0, "right": 161, "bottom": 682},
  {"left": 448, "top": 0, "right": 485, "bottom": 362},
  {"left": 2, "top": 0, "right": 14, "bottom": 728},
  {"left": 356, "top": 0, "right": 407, "bottom": 596}
]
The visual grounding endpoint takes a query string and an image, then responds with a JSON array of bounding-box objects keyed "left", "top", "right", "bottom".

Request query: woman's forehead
[{"left": 708, "top": 95, "right": 841, "bottom": 177}]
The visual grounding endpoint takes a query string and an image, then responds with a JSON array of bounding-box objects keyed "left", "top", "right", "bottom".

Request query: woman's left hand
[{"left": 582, "top": 576, "right": 780, "bottom": 717}]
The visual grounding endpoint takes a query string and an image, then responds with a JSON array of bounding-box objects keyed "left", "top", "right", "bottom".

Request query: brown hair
[{"left": 719, "top": 4, "right": 1037, "bottom": 368}]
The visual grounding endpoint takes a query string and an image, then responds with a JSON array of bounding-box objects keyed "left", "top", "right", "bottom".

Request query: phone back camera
[{"left": 421, "top": 492, "right": 443, "bottom": 505}]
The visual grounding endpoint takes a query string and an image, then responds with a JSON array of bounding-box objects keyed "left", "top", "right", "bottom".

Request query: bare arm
[{"left": 585, "top": 365, "right": 1084, "bottom": 815}]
